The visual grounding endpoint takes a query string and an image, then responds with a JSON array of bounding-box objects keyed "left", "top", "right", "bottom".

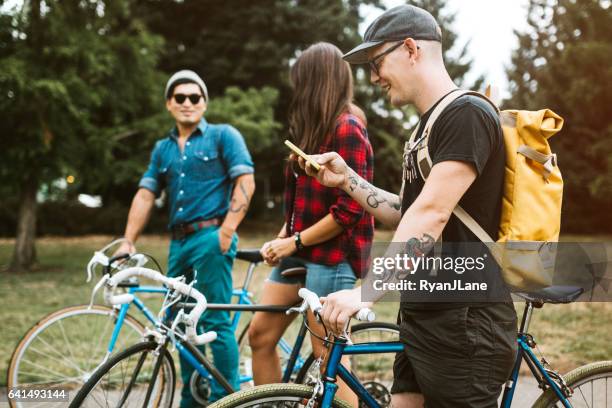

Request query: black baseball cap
[{"left": 343, "top": 5, "right": 442, "bottom": 64}]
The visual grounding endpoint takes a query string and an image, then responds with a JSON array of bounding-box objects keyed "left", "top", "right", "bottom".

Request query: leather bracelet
[{"left": 294, "top": 232, "right": 305, "bottom": 251}]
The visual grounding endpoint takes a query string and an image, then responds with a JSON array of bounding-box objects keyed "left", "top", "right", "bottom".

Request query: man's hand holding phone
[
  {"left": 295, "top": 151, "right": 350, "bottom": 190},
  {"left": 285, "top": 140, "right": 350, "bottom": 189}
]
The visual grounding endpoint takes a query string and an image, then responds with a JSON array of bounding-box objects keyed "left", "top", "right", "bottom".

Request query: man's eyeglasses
[
  {"left": 173, "top": 93, "right": 203, "bottom": 105},
  {"left": 367, "top": 41, "right": 414, "bottom": 76}
]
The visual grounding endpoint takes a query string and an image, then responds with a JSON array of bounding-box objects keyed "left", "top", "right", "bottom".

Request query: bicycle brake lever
[
  {"left": 86, "top": 251, "right": 110, "bottom": 282},
  {"left": 341, "top": 329, "right": 353, "bottom": 345},
  {"left": 88, "top": 274, "right": 110, "bottom": 309},
  {"left": 286, "top": 300, "right": 309, "bottom": 315}
]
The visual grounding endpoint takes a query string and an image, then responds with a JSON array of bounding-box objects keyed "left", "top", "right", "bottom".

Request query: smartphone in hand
[{"left": 284, "top": 140, "right": 321, "bottom": 171}]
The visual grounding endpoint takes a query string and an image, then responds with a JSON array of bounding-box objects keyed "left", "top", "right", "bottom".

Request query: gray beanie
[{"left": 164, "top": 70, "right": 209, "bottom": 102}]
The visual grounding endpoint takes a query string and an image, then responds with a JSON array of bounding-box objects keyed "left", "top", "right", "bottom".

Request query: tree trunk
[{"left": 9, "top": 177, "right": 39, "bottom": 272}]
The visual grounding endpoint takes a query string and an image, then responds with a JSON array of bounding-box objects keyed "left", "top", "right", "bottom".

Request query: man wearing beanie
[
  {"left": 116, "top": 70, "right": 255, "bottom": 406},
  {"left": 301, "top": 5, "right": 516, "bottom": 407}
]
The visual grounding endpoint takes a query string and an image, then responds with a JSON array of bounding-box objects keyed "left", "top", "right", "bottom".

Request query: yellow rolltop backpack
[{"left": 408, "top": 88, "right": 564, "bottom": 290}]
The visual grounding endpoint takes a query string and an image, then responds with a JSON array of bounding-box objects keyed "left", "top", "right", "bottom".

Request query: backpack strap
[
  {"left": 415, "top": 90, "right": 499, "bottom": 180},
  {"left": 517, "top": 145, "right": 557, "bottom": 181},
  {"left": 413, "top": 89, "right": 499, "bottom": 243},
  {"left": 453, "top": 206, "right": 495, "bottom": 242}
]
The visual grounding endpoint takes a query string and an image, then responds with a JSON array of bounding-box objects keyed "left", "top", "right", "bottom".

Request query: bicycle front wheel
[
  {"left": 69, "top": 340, "right": 175, "bottom": 408},
  {"left": 533, "top": 360, "right": 612, "bottom": 408},
  {"left": 296, "top": 322, "right": 399, "bottom": 407},
  {"left": 7, "top": 304, "right": 145, "bottom": 408},
  {"left": 208, "top": 383, "right": 351, "bottom": 408}
]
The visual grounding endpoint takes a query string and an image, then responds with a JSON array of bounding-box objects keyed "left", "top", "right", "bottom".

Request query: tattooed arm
[
  {"left": 218, "top": 173, "right": 255, "bottom": 252},
  {"left": 299, "top": 152, "right": 402, "bottom": 228},
  {"left": 344, "top": 167, "right": 402, "bottom": 228},
  {"left": 319, "top": 160, "right": 479, "bottom": 334}
]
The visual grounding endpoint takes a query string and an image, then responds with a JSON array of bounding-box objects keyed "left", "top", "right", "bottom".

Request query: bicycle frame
[
  {"left": 317, "top": 301, "right": 573, "bottom": 408},
  {"left": 500, "top": 301, "right": 572, "bottom": 408},
  {"left": 319, "top": 339, "right": 404, "bottom": 408},
  {"left": 101, "top": 259, "right": 307, "bottom": 385},
  {"left": 106, "top": 259, "right": 261, "bottom": 355}
]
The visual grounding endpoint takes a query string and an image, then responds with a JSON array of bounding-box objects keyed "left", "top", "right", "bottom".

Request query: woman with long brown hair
[{"left": 247, "top": 42, "right": 374, "bottom": 404}]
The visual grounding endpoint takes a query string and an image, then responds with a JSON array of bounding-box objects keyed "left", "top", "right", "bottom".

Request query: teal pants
[{"left": 167, "top": 226, "right": 239, "bottom": 406}]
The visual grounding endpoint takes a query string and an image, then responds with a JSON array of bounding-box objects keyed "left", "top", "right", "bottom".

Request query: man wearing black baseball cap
[
  {"left": 299, "top": 5, "right": 516, "bottom": 407},
  {"left": 115, "top": 70, "right": 255, "bottom": 406}
]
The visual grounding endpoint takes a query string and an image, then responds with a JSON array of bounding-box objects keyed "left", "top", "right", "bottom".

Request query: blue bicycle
[
  {"left": 7, "top": 240, "right": 306, "bottom": 406},
  {"left": 8, "top": 240, "right": 399, "bottom": 407},
  {"left": 68, "top": 263, "right": 399, "bottom": 407},
  {"left": 209, "top": 287, "right": 612, "bottom": 408}
]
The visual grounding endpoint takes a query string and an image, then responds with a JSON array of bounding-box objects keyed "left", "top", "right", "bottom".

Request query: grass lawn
[{"left": 0, "top": 230, "right": 610, "bottom": 386}]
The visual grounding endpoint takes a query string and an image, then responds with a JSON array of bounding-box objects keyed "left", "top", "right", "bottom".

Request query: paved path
[{"left": 0, "top": 376, "right": 544, "bottom": 407}]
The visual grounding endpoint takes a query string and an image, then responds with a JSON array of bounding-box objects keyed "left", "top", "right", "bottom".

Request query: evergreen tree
[
  {"left": 0, "top": 0, "right": 165, "bottom": 271},
  {"left": 507, "top": 0, "right": 612, "bottom": 232}
]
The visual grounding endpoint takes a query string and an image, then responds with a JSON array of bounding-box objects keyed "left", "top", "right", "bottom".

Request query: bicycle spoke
[
  {"left": 18, "top": 359, "right": 77, "bottom": 382},
  {"left": 78, "top": 343, "right": 171, "bottom": 408},
  {"left": 88, "top": 313, "right": 114, "bottom": 371},
  {"left": 31, "top": 333, "right": 82, "bottom": 370},
  {"left": 14, "top": 375, "right": 81, "bottom": 386},
  {"left": 57, "top": 319, "right": 81, "bottom": 371},
  {"left": 24, "top": 344, "right": 85, "bottom": 374}
]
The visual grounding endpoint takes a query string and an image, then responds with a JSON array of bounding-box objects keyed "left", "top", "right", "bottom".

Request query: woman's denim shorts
[{"left": 267, "top": 256, "right": 356, "bottom": 297}]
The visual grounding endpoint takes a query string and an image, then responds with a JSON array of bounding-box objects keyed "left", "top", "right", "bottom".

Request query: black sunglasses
[
  {"left": 368, "top": 41, "right": 418, "bottom": 75},
  {"left": 173, "top": 93, "right": 203, "bottom": 105}
]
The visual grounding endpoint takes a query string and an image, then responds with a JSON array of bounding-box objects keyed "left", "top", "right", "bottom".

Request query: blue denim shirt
[{"left": 139, "top": 118, "right": 254, "bottom": 228}]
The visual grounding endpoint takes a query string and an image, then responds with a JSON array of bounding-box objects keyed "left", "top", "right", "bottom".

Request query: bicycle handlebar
[
  {"left": 297, "top": 288, "right": 375, "bottom": 322},
  {"left": 86, "top": 247, "right": 147, "bottom": 282},
  {"left": 102, "top": 267, "right": 217, "bottom": 346}
]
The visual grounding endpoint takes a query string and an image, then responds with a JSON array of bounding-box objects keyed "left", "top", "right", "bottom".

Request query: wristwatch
[{"left": 294, "top": 232, "right": 305, "bottom": 251}]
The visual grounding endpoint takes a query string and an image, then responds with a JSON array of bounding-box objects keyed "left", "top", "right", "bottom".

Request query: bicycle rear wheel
[
  {"left": 532, "top": 360, "right": 612, "bottom": 408},
  {"left": 69, "top": 340, "right": 175, "bottom": 408},
  {"left": 295, "top": 322, "right": 400, "bottom": 408},
  {"left": 7, "top": 304, "right": 145, "bottom": 408},
  {"left": 208, "top": 383, "right": 351, "bottom": 408}
]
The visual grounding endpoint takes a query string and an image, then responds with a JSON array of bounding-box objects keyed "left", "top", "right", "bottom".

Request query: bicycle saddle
[
  {"left": 514, "top": 285, "right": 584, "bottom": 304},
  {"left": 236, "top": 249, "right": 264, "bottom": 263},
  {"left": 278, "top": 257, "right": 307, "bottom": 277}
]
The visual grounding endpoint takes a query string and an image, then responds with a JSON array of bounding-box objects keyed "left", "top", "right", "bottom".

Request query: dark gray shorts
[{"left": 391, "top": 303, "right": 518, "bottom": 408}]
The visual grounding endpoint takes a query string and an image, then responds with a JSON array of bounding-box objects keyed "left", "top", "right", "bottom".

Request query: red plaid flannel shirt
[{"left": 284, "top": 112, "right": 374, "bottom": 278}]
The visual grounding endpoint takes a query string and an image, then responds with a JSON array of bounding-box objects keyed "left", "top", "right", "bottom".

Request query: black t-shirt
[{"left": 399, "top": 92, "right": 508, "bottom": 310}]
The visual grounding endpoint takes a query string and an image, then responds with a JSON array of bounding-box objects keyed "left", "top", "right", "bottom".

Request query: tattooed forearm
[
  {"left": 347, "top": 169, "right": 401, "bottom": 210},
  {"left": 406, "top": 233, "right": 435, "bottom": 257},
  {"left": 395, "top": 233, "right": 436, "bottom": 280},
  {"left": 229, "top": 180, "right": 252, "bottom": 213}
]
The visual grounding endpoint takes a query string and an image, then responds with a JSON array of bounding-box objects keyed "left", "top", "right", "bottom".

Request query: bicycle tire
[
  {"left": 69, "top": 340, "right": 175, "bottom": 408},
  {"left": 295, "top": 322, "right": 399, "bottom": 407},
  {"left": 7, "top": 304, "right": 146, "bottom": 408},
  {"left": 208, "top": 383, "right": 352, "bottom": 408},
  {"left": 532, "top": 360, "right": 612, "bottom": 408}
]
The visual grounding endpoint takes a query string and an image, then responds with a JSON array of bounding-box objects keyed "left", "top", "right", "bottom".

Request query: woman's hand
[{"left": 260, "top": 237, "right": 297, "bottom": 266}]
